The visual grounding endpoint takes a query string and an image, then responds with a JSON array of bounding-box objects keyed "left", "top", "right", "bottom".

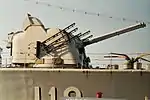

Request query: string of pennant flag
[{"left": 25, "top": 0, "right": 150, "bottom": 24}]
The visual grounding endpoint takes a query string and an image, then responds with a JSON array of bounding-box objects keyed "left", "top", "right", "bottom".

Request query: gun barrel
[
  {"left": 84, "top": 23, "right": 146, "bottom": 46},
  {"left": 79, "top": 30, "right": 90, "bottom": 38}
]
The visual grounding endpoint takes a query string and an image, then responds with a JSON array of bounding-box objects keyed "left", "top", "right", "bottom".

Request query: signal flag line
[{"left": 25, "top": 0, "right": 150, "bottom": 25}]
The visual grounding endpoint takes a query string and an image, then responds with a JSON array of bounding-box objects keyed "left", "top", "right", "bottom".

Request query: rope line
[{"left": 25, "top": 0, "right": 150, "bottom": 24}]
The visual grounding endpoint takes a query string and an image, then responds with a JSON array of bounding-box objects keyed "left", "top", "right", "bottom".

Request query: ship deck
[{"left": 0, "top": 68, "right": 150, "bottom": 72}]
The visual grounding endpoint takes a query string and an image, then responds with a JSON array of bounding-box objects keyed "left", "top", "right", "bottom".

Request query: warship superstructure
[{"left": 0, "top": 14, "right": 149, "bottom": 100}]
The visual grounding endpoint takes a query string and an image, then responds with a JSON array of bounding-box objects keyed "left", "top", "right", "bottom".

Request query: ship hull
[{"left": 0, "top": 68, "right": 149, "bottom": 100}]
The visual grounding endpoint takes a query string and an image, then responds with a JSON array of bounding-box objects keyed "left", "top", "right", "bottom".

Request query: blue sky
[{"left": 0, "top": 0, "right": 150, "bottom": 65}]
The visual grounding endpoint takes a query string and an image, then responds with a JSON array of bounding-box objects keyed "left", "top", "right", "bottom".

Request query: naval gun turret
[
  {"left": 36, "top": 22, "right": 146, "bottom": 68},
  {"left": 5, "top": 14, "right": 146, "bottom": 68}
]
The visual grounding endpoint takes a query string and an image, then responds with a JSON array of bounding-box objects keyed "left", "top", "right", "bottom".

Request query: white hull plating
[{"left": 0, "top": 68, "right": 149, "bottom": 100}]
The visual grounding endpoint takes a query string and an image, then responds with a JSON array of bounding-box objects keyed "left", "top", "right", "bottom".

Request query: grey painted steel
[{"left": 0, "top": 68, "right": 149, "bottom": 100}]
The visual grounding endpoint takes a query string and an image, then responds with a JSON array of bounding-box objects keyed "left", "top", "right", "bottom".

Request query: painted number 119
[{"left": 34, "top": 86, "right": 82, "bottom": 100}]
